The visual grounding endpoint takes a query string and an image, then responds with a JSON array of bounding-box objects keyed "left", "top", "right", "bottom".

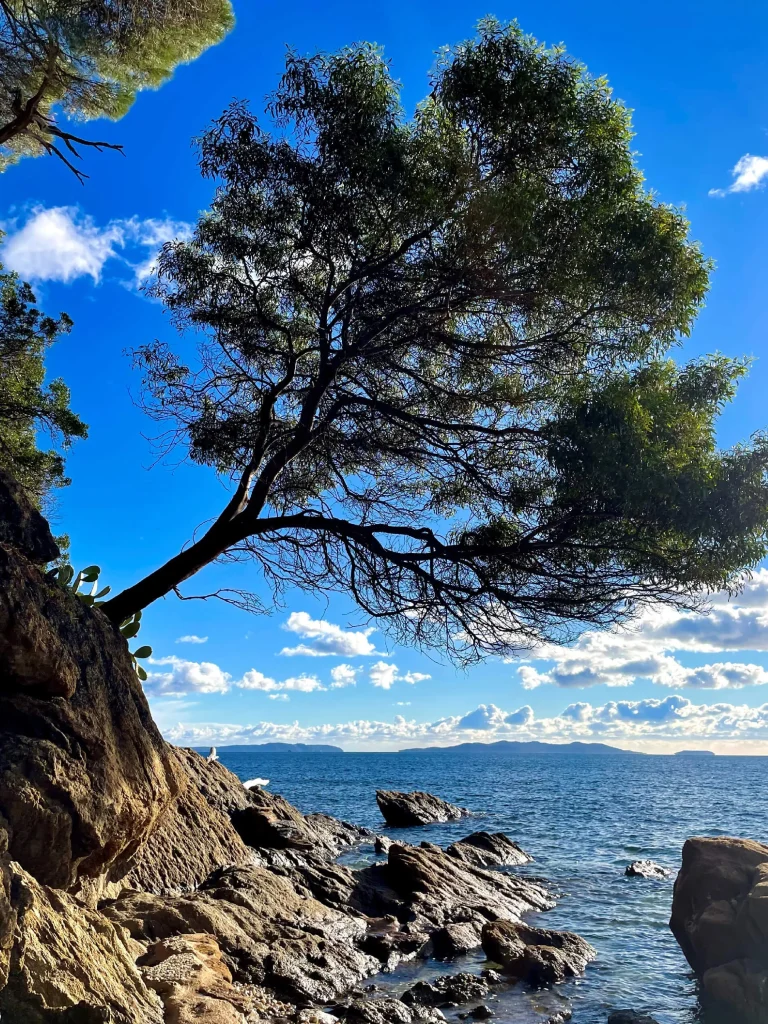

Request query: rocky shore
[{"left": 1, "top": 469, "right": 767, "bottom": 1023}]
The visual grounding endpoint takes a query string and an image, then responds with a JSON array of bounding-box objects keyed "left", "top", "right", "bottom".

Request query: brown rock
[
  {"left": 481, "top": 920, "right": 596, "bottom": 985},
  {"left": 376, "top": 790, "right": 469, "bottom": 827},
  {"left": 669, "top": 836, "right": 768, "bottom": 1020},
  {"left": 0, "top": 534, "right": 176, "bottom": 890},
  {"left": 103, "top": 863, "right": 379, "bottom": 1003},
  {"left": 0, "top": 468, "right": 59, "bottom": 564},
  {"left": 446, "top": 832, "right": 531, "bottom": 869},
  {"left": 0, "top": 858, "right": 163, "bottom": 1023}
]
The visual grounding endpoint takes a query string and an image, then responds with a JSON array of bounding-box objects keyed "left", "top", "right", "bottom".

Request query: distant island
[
  {"left": 194, "top": 743, "right": 345, "bottom": 753},
  {"left": 400, "top": 740, "right": 642, "bottom": 755},
  {"left": 674, "top": 750, "right": 716, "bottom": 757}
]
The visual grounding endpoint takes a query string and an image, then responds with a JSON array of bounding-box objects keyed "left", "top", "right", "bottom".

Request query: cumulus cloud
[
  {"left": 709, "top": 154, "right": 768, "bottom": 197},
  {"left": 144, "top": 657, "right": 324, "bottom": 697},
  {"left": 330, "top": 664, "right": 360, "bottom": 689},
  {"left": 279, "top": 611, "right": 377, "bottom": 657},
  {"left": 176, "top": 635, "right": 208, "bottom": 645},
  {"left": 0, "top": 206, "right": 191, "bottom": 286},
  {"left": 162, "top": 694, "right": 768, "bottom": 753},
  {"left": 368, "top": 661, "right": 431, "bottom": 689},
  {"left": 515, "top": 574, "right": 768, "bottom": 691}
]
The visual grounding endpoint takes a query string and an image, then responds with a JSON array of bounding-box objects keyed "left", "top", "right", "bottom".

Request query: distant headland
[
  {"left": 399, "top": 740, "right": 643, "bottom": 755},
  {"left": 673, "top": 749, "right": 717, "bottom": 757}
]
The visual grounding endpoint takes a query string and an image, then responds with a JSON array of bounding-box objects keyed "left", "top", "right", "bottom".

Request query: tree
[
  {"left": 0, "top": 254, "right": 87, "bottom": 505},
  {"left": 102, "top": 20, "right": 768, "bottom": 661},
  {"left": 0, "top": 0, "right": 234, "bottom": 180}
]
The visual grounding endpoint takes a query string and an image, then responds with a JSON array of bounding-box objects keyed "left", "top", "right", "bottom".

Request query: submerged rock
[
  {"left": 670, "top": 836, "right": 768, "bottom": 1021},
  {"left": 608, "top": 1013, "right": 660, "bottom": 1024},
  {"left": 376, "top": 790, "right": 469, "bottom": 827},
  {"left": 335, "top": 996, "right": 445, "bottom": 1024},
  {"left": 624, "top": 860, "right": 670, "bottom": 880},
  {"left": 481, "top": 920, "right": 596, "bottom": 985},
  {"left": 446, "top": 832, "right": 531, "bottom": 869}
]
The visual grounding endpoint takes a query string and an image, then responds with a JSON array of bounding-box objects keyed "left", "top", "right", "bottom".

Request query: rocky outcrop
[
  {"left": 376, "top": 791, "right": 468, "bottom": 827},
  {"left": 481, "top": 920, "right": 596, "bottom": 985},
  {"left": 0, "top": 469, "right": 59, "bottom": 565},
  {"left": 0, "top": 478, "right": 177, "bottom": 891},
  {"left": 0, "top": 858, "right": 164, "bottom": 1023},
  {"left": 625, "top": 860, "right": 670, "bottom": 880},
  {"left": 446, "top": 832, "right": 531, "bottom": 869},
  {"left": 401, "top": 973, "right": 490, "bottom": 1008},
  {"left": 103, "top": 863, "right": 380, "bottom": 1003},
  {"left": 670, "top": 836, "right": 768, "bottom": 1021}
]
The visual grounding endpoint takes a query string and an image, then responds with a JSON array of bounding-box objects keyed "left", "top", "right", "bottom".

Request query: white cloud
[
  {"left": 709, "top": 154, "right": 768, "bottom": 196},
  {"left": 515, "top": 574, "right": 768, "bottom": 692},
  {"left": 144, "top": 657, "right": 324, "bottom": 697},
  {"left": 176, "top": 635, "right": 208, "bottom": 645},
  {"left": 279, "top": 611, "right": 377, "bottom": 657},
  {"left": 269, "top": 694, "right": 290, "bottom": 701},
  {"left": 0, "top": 206, "right": 191, "bottom": 286},
  {"left": 368, "top": 661, "right": 431, "bottom": 690},
  {"left": 330, "top": 664, "right": 360, "bottom": 689},
  {"left": 162, "top": 694, "right": 768, "bottom": 754}
]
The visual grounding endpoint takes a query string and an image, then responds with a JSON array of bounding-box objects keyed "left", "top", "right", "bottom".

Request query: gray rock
[
  {"left": 482, "top": 920, "right": 596, "bottom": 986},
  {"left": 624, "top": 860, "right": 670, "bottom": 880},
  {"left": 447, "top": 832, "right": 531, "bottom": 869},
  {"left": 336, "top": 998, "right": 445, "bottom": 1024},
  {"left": 376, "top": 790, "right": 469, "bottom": 827},
  {"left": 401, "top": 973, "right": 489, "bottom": 1007},
  {"left": 432, "top": 922, "right": 483, "bottom": 958}
]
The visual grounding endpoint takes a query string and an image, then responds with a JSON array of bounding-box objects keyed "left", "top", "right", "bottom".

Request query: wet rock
[
  {"left": 481, "top": 921, "right": 596, "bottom": 985},
  {"left": 670, "top": 836, "right": 768, "bottom": 1021},
  {"left": 469, "top": 1007, "right": 493, "bottom": 1020},
  {"left": 141, "top": 932, "right": 251, "bottom": 1023},
  {"left": 432, "top": 922, "right": 482, "bottom": 958},
  {"left": 0, "top": 510, "right": 177, "bottom": 890},
  {"left": 375, "top": 836, "right": 392, "bottom": 855},
  {"left": 624, "top": 860, "right": 670, "bottom": 880},
  {"left": 362, "top": 916, "right": 430, "bottom": 966},
  {"left": 608, "top": 1013, "right": 660, "bottom": 1024},
  {"left": 103, "top": 864, "right": 379, "bottom": 1004},
  {"left": 402, "top": 973, "right": 489, "bottom": 1007},
  {"left": 376, "top": 791, "right": 469, "bottom": 827},
  {"left": 0, "top": 858, "right": 163, "bottom": 1023},
  {"left": 480, "top": 970, "right": 504, "bottom": 985},
  {"left": 446, "top": 832, "right": 531, "bottom": 869},
  {"left": 544, "top": 1013, "right": 572, "bottom": 1023}
]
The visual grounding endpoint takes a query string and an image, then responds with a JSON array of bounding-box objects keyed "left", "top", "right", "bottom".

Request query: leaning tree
[
  {"left": 101, "top": 20, "right": 768, "bottom": 660},
  {"left": 0, "top": 0, "right": 233, "bottom": 179}
]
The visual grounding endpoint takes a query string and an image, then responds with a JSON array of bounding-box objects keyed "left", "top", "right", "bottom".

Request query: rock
[
  {"left": 335, "top": 997, "right": 445, "bottom": 1024},
  {"left": 375, "top": 836, "right": 392, "bottom": 855},
  {"left": 544, "top": 1013, "right": 572, "bottom": 1024},
  {"left": 481, "top": 921, "right": 596, "bottom": 985},
  {"left": 103, "top": 863, "right": 379, "bottom": 1003},
  {"left": 402, "top": 973, "right": 489, "bottom": 1007},
  {"left": 432, "top": 922, "right": 482, "bottom": 958},
  {"left": 385, "top": 843, "right": 553, "bottom": 944},
  {"left": 469, "top": 1007, "right": 493, "bottom": 1020},
  {"left": 376, "top": 790, "right": 469, "bottom": 827},
  {"left": 446, "top": 832, "right": 531, "bottom": 869},
  {"left": 608, "top": 1013, "right": 660, "bottom": 1024},
  {"left": 624, "top": 860, "right": 670, "bottom": 880},
  {"left": 0, "top": 519, "right": 177, "bottom": 890},
  {"left": 669, "top": 836, "right": 768, "bottom": 1020},
  {"left": 0, "top": 858, "right": 163, "bottom": 1023},
  {"left": 0, "top": 468, "right": 59, "bottom": 564},
  {"left": 480, "top": 970, "right": 504, "bottom": 985},
  {"left": 141, "top": 932, "right": 251, "bottom": 1023}
]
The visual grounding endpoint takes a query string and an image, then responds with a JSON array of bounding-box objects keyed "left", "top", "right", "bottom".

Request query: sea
[{"left": 214, "top": 749, "right": 766, "bottom": 1024}]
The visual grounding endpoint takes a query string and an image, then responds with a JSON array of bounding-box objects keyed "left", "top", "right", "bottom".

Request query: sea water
[{"left": 216, "top": 750, "right": 766, "bottom": 1023}]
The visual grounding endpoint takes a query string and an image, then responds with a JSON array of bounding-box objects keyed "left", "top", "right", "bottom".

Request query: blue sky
[{"left": 3, "top": 0, "right": 768, "bottom": 752}]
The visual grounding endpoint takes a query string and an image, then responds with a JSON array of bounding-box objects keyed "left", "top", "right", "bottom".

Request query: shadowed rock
[
  {"left": 401, "top": 973, "right": 489, "bottom": 1007},
  {"left": 376, "top": 790, "right": 469, "bottom": 827},
  {"left": 670, "top": 836, "right": 768, "bottom": 1021},
  {"left": 625, "top": 860, "right": 670, "bottom": 880},
  {"left": 447, "top": 832, "right": 531, "bottom": 869},
  {"left": 608, "top": 1013, "right": 660, "bottom": 1024},
  {"left": 481, "top": 920, "right": 596, "bottom": 985}
]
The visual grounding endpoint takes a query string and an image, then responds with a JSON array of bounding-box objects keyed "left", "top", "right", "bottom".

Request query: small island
[{"left": 674, "top": 750, "right": 717, "bottom": 757}]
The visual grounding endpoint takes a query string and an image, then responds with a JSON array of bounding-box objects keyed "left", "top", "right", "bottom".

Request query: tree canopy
[
  {"left": 0, "top": 255, "right": 86, "bottom": 507},
  {"left": 0, "top": 0, "right": 234, "bottom": 179},
  {"left": 102, "top": 20, "right": 768, "bottom": 661}
]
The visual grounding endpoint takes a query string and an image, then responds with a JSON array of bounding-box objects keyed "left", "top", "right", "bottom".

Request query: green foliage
[
  {"left": 47, "top": 562, "right": 152, "bottom": 677},
  {"left": 0, "top": 254, "right": 87, "bottom": 507},
  {"left": 0, "top": 0, "right": 234, "bottom": 177},
  {"left": 105, "top": 21, "right": 768, "bottom": 658}
]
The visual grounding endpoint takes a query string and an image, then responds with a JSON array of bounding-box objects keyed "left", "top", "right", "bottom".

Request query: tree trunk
[{"left": 101, "top": 516, "right": 245, "bottom": 625}]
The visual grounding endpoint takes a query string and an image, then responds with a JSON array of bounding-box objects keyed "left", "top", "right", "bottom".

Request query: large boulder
[
  {"left": 0, "top": 858, "right": 164, "bottom": 1023},
  {"left": 376, "top": 790, "right": 469, "bottom": 827},
  {"left": 481, "top": 920, "right": 596, "bottom": 985},
  {"left": 0, "top": 481, "right": 177, "bottom": 891},
  {"left": 670, "top": 836, "right": 768, "bottom": 1020}
]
